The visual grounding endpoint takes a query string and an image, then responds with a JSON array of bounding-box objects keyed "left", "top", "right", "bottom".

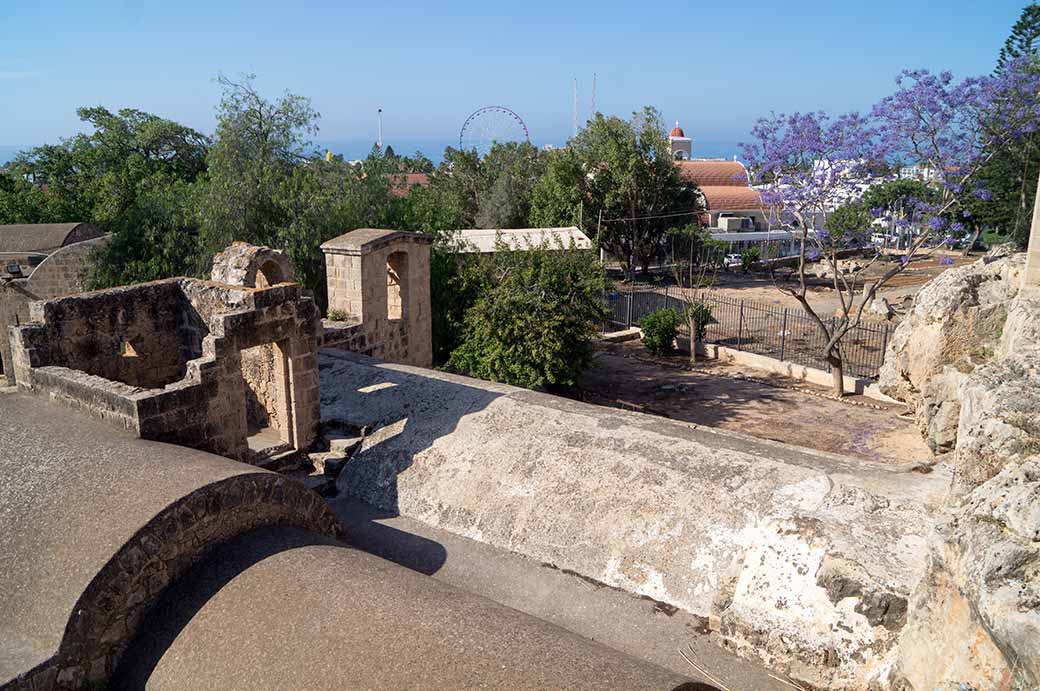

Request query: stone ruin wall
[
  {"left": 1, "top": 235, "right": 109, "bottom": 385},
  {"left": 320, "top": 230, "right": 433, "bottom": 368},
  {"left": 8, "top": 275, "right": 322, "bottom": 464}
]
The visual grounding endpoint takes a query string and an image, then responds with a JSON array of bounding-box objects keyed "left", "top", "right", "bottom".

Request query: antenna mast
[
  {"left": 590, "top": 73, "right": 596, "bottom": 118},
  {"left": 377, "top": 108, "right": 383, "bottom": 150},
  {"left": 572, "top": 78, "right": 578, "bottom": 138}
]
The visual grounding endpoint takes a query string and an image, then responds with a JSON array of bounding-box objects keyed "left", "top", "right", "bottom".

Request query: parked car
[
  {"left": 723, "top": 253, "right": 742, "bottom": 268},
  {"left": 871, "top": 232, "right": 898, "bottom": 246}
]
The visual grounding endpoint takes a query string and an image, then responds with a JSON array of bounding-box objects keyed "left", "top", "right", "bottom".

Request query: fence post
[
  {"left": 737, "top": 300, "right": 745, "bottom": 351},
  {"left": 626, "top": 292, "right": 633, "bottom": 329},
  {"left": 779, "top": 309, "right": 788, "bottom": 362}
]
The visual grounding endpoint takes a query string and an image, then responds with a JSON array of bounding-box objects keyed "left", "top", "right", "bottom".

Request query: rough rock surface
[
  {"left": 320, "top": 350, "right": 950, "bottom": 690},
  {"left": 886, "top": 263, "right": 1040, "bottom": 690},
  {"left": 878, "top": 247, "right": 1024, "bottom": 411}
]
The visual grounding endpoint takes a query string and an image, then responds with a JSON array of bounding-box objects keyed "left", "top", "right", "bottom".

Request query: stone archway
[{"left": 211, "top": 242, "right": 296, "bottom": 289}]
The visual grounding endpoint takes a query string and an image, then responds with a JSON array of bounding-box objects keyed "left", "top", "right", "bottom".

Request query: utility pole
[{"left": 377, "top": 108, "right": 383, "bottom": 150}]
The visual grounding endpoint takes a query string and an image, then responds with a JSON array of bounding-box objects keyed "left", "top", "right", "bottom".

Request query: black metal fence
[{"left": 603, "top": 287, "right": 892, "bottom": 380}]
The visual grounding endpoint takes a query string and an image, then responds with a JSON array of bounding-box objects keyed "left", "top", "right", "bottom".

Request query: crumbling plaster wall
[{"left": 320, "top": 349, "right": 950, "bottom": 691}]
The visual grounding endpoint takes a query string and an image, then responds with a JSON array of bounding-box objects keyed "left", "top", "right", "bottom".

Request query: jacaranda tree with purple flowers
[
  {"left": 872, "top": 57, "right": 1040, "bottom": 254},
  {"left": 742, "top": 58, "right": 1040, "bottom": 395},
  {"left": 741, "top": 111, "right": 883, "bottom": 394}
]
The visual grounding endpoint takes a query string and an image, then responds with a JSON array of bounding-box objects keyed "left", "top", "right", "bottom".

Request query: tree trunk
[
  {"left": 828, "top": 351, "right": 845, "bottom": 396},
  {"left": 961, "top": 228, "right": 981, "bottom": 257},
  {"left": 689, "top": 314, "right": 698, "bottom": 365}
]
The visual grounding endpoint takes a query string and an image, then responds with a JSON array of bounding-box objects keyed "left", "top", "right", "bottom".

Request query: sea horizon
[{"left": 2, "top": 138, "right": 745, "bottom": 168}]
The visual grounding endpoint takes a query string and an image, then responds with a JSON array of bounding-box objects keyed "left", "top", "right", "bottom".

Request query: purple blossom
[
  {"left": 939, "top": 256, "right": 955, "bottom": 266},
  {"left": 928, "top": 217, "right": 947, "bottom": 230},
  {"left": 950, "top": 222, "right": 965, "bottom": 233},
  {"left": 974, "top": 188, "right": 993, "bottom": 201}
]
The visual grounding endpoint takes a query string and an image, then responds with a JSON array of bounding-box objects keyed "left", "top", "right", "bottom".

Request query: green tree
[
  {"left": 529, "top": 107, "right": 700, "bottom": 278},
  {"left": 447, "top": 240, "right": 608, "bottom": 388},
  {"left": 528, "top": 147, "right": 585, "bottom": 228},
  {"left": 197, "top": 74, "right": 318, "bottom": 263},
  {"left": 0, "top": 107, "right": 210, "bottom": 286},
  {"left": 989, "top": 4, "right": 1040, "bottom": 247},
  {"left": 473, "top": 142, "right": 545, "bottom": 229},
  {"left": 998, "top": 3, "right": 1040, "bottom": 71},
  {"left": 826, "top": 203, "right": 874, "bottom": 242}
]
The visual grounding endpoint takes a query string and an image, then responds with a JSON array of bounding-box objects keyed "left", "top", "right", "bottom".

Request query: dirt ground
[
  {"left": 579, "top": 340, "right": 932, "bottom": 465},
  {"left": 638, "top": 253, "right": 976, "bottom": 321}
]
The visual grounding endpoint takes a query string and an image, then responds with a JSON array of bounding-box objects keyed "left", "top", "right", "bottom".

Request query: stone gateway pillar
[{"left": 320, "top": 229, "right": 433, "bottom": 368}]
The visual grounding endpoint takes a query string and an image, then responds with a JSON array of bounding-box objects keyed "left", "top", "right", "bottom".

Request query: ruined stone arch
[{"left": 211, "top": 242, "right": 296, "bottom": 289}]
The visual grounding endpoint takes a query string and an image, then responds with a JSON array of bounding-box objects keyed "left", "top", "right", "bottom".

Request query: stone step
[{"left": 327, "top": 436, "right": 362, "bottom": 456}]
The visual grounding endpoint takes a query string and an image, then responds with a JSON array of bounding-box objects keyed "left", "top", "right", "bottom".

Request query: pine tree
[
  {"left": 987, "top": 4, "right": 1040, "bottom": 247},
  {"left": 998, "top": 3, "right": 1040, "bottom": 72}
]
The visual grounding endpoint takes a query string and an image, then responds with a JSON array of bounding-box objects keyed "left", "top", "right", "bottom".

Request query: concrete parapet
[{"left": 320, "top": 349, "right": 951, "bottom": 690}]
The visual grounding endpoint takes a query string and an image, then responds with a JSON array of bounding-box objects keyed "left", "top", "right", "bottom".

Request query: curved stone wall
[{"left": 0, "top": 392, "right": 341, "bottom": 690}]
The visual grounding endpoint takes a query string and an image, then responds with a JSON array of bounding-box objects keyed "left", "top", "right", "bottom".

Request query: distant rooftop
[
  {"left": 677, "top": 160, "right": 749, "bottom": 187},
  {"left": 0, "top": 222, "right": 103, "bottom": 254},
  {"left": 454, "top": 227, "right": 591, "bottom": 254}
]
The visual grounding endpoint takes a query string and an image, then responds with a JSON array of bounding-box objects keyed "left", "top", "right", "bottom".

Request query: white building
[
  {"left": 452, "top": 227, "right": 592, "bottom": 254},
  {"left": 668, "top": 122, "right": 693, "bottom": 160}
]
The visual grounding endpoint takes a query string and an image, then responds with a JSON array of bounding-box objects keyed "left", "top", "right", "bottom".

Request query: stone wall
[
  {"left": 0, "top": 236, "right": 108, "bottom": 385},
  {"left": 877, "top": 248, "right": 1040, "bottom": 690},
  {"left": 9, "top": 277, "right": 321, "bottom": 463},
  {"left": 320, "top": 229, "right": 433, "bottom": 367}
]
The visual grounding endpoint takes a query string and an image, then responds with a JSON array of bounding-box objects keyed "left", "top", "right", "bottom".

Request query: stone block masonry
[
  {"left": 320, "top": 229, "right": 433, "bottom": 367},
  {"left": 0, "top": 235, "right": 109, "bottom": 385},
  {"left": 8, "top": 275, "right": 321, "bottom": 464}
]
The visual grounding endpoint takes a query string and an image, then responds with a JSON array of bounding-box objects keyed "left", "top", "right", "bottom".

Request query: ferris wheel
[{"left": 458, "top": 106, "right": 530, "bottom": 157}]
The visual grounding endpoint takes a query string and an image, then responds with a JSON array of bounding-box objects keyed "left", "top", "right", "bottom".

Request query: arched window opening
[{"left": 387, "top": 251, "right": 408, "bottom": 321}]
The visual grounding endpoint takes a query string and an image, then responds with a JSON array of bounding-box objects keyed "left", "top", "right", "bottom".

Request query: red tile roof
[
  {"left": 669, "top": 125, "right": 685, "bottom": 138},
  {"left": 700, "top": 186, "right": 764, "bottom": 211},
  {"left": 677, "top": 160, "right": 749, "bottom": 187},
  {"left": 388, "top": 173, "right": 430, "bottom": 198}
]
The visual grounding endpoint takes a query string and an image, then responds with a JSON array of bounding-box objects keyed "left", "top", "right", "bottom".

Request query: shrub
[
  {"left": 447, "top": 241, "right": 608, "bottom": 388},
  {"left": 686, "top": 302, "right": 717, "bottom": 341},
  {"left": 641, "top": 308, "right": 682, "bottom": 355},
  {"left": 740, "top": 247, "right": 761, "bottom": 272},
  {"left": 326, "top": 308, "right": 349, "bottom": 322}
]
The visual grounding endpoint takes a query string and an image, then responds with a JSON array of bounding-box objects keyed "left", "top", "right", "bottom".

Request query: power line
[{"left": 600, "top": 209, "right": 703, "bottom": 224}]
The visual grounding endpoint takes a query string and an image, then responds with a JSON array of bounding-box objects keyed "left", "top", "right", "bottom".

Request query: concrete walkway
[{"left": 332, "top": 498, "right": 795, "bottom": 691}]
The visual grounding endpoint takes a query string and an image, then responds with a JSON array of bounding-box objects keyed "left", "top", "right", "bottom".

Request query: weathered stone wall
[
  {"left": 321, "top": 229, "right": 433, "bottom": 367},
  {"left": 878, "top": 246, "right": 1025, "bottom": 453},
  {"left": 12, "top": 280, "right": 201, "bottom": 389},
  {"left": 9, "top": 278, "right": 322, "bottom": 463},
  {"left": 876, "top": 250, "right": 1040, "bottom": 690},
  {"left": 0, "top": 236, "right": 109, "bottom": 384},
  {"left": 319, "top": 349, "right": 950, "bottom": 690}
]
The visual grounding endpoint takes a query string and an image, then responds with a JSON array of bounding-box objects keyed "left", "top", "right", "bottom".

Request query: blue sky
[{"left": 0, "top": 0, "right": 1028, "bottom": 154}]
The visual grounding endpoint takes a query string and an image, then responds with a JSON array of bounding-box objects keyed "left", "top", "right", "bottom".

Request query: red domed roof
[{"left": 669, "top": 121, "right": 686, "bottom": 138}]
